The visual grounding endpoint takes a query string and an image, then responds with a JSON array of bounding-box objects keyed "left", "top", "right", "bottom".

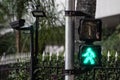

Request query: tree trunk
[
  {"left": 16, "top": 30, "right": 21, "bottom": 53},
  {"left": 76, "top": 0, "right": 96, "bottom": 16},
  {"left": 75, "top": 0, "right": 96, "bottom": 52}
]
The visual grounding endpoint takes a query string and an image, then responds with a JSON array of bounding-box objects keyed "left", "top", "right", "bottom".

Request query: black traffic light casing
[
  {"left": 78, "top": 18, "right": 102, "bottom": 42},
  {"left": 78, "top": 18, "right": 102, "bottom": 67},
  {"left": 10, "top": 19, "right": 25, "bottom": 30},
  {"left": 79, "top": 44, "right": 102, "bottom": 67}
]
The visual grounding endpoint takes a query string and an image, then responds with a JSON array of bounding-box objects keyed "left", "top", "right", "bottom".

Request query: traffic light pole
[{"left": 65, "top": 0, "right": 75, "bottom": 80}]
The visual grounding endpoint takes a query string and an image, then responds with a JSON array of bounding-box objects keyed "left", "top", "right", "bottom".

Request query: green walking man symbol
[{"left": 82, "top": 47, "right": 96, "bottom": 65}]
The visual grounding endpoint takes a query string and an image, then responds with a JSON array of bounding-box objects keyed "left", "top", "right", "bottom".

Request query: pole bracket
[
  {"left": 65, "top": 11, "right": 93, "bottom": 18},
  {"left": 65, "top": 69, "right": 74, "bottom": 75}
]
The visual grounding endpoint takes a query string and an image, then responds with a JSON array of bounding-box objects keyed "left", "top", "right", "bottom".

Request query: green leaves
[
  {"left": 102, "top": 24, "right": 120, "bottom": 53},
  {"left": 38, "top": 27, "right": 65, "bottom": 53},
  {"left": 0, "top": 32, "right": 16, "bottom": 55},
  {"left": 8, "top": 62, "right": 30, "bottom": 80}
]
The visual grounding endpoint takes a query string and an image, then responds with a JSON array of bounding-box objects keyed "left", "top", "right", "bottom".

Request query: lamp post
[
  {"left": 32, "top": 5, "right": 46, "bottom": 80},
  {"left": 10, "top": 20, "right": 34, "bottom": 80}
]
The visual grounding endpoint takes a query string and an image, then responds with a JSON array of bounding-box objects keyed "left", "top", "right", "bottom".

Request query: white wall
[{"left": 95, "top": 0, "right": 120, "bottom": 18}]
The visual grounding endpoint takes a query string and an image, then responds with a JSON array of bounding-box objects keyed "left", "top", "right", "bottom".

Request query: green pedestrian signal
[
  {"left": 79, "top": 45, "right": 101, "bottom": 67},
  {"left": 82, "top": 47, "right": 96, "bottom": 65}
]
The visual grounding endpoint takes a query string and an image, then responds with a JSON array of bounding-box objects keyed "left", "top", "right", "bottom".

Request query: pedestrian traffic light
[
  {"left": 79, "top": 45, "right": 101, "bottom": 67},
  {"left": 78, "top": 18, "right": 102, "bottom": 68},
  {"left": 78, "top": 19, "right": 102, "bottom": 41}
]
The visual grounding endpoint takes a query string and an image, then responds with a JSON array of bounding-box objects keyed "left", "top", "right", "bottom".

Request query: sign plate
[{"left": 65, "top": 11, "right": 92, "bottom": 17}]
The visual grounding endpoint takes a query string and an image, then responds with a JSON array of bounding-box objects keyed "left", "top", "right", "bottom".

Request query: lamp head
[{"left": 10, "top": 19, "right": 25, "bottom": 30}]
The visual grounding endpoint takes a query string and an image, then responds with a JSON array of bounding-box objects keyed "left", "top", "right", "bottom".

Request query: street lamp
[
  {"left": 32, "top": 5, "right": 46, "bottom": 80},
  {"left": 32, "top": 5, "right": 46, "bottom": 57},
  {"left": 10, "top": 19, "right": 25, "bottom": 30},
  {"left": 10, "top": 19, "right": 34, "bottom": 80}
]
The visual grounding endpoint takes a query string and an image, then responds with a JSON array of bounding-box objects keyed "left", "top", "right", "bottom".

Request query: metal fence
[
  {"left": 0, "top": 51, "right": 120, "bottom": 80},
  {"left": 0, "top": 53, "right": 65, "bottom": 80},
  {"left": 94, "top": 67, "right": 120, "bottom": 80},
  {"left": 36, "top": 61, "right": 64, "bottom": 80},
  {"left": 0, "top": 62, "right": 30, "bottom": 80},
  {"left": 0, "top": 53, "right": 30, "bottom": 65}
]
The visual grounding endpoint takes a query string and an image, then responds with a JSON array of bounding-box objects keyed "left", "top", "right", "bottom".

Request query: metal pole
[
  {"left": 35, "top": 5, "right": 39, "bottom": 58},
  {"left": 65, "top": 0, "right": 75, "bottom": 80},
  {"left": 34, "top": 5, "right": 39, "bottom": 80},
  {"left": 30, "top": 26, "right": 34, "bottom": 80}
]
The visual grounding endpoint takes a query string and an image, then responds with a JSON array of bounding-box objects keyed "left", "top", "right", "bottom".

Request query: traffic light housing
[
  {"left": 78, "top": 19, "right": 102, "bottom": 42},
  {"left": 78, "top": 18, "right": 102, "bottom": 68},
  {"left": 79, "top": 45, "right": 101, "bottom": 67}
]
